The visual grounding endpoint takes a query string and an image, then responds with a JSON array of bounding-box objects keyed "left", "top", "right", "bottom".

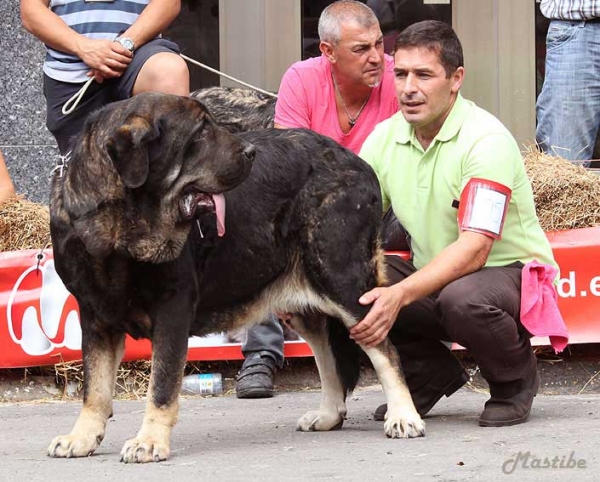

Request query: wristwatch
[{"left": 115, "top": 36, "right": 135, "bottom": 54}]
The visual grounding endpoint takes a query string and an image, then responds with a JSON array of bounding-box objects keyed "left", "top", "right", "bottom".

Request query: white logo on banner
[{"left": 7, "top": 256, "right": 82, "bottom": 356}]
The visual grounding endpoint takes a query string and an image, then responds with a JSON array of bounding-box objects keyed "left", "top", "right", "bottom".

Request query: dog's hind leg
[
  {"left": 298, "top": 186, "right": 424, "bottom": 438},
  {"left": 310, "top": 299, "right": 424, "bottom": 438},
  {"left": 289, "top": 314, "right": 348, "bottom": 432},
  {"left": 305, "top": 286, "right": 425, "bottom": 438},
  {"left": 48, "top": 315, "right": 125, "bottom": 458},
  {"left": 119, "top": 311, "right": 190, "bottom": 463},
  {"left": 361, "top": 341, "right": 425, "bottom": 438},
  {"left": 294, "top": 307, "right": 424, "bottom": 438}
]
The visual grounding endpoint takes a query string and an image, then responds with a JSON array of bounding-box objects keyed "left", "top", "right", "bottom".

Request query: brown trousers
[{"left": 384, "top": 255, "right": 535, "bottom": 390}]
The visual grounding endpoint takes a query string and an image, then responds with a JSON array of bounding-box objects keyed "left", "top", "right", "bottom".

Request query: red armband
[{"left": 457, "top": 178, "right": 512, "bottom": 239}]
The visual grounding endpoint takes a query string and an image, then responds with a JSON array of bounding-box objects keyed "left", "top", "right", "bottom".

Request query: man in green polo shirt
[{"left": 352, "top": 20, "right": 557, "bottom": 427}]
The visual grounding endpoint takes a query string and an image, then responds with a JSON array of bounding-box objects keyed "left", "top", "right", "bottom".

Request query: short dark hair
[{"left": 394, "top": 20, "right": 464, "bottom": 78}]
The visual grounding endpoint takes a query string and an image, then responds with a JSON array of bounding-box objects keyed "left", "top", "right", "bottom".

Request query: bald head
[{"left": 318, "top": 0, "right": 380, "bottom": 45}]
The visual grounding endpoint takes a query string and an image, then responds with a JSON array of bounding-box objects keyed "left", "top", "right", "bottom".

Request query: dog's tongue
[{"left": 212, "top": 193, "right": 226, "bottom": 237}]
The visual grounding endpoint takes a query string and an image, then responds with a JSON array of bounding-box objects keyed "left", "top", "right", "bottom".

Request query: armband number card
[{"left": 457, "top": 178, "right": 511, "bottom": 239}]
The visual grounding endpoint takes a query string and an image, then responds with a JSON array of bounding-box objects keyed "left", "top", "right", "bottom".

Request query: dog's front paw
[
  {"left": 120, "top": 437, "right": 170, "bottom": 463},
  {"left": 383, "top": 409, "right": 426, "bottom": 439},
  {"left": 297, "top": 410, "right": 344, "bottom": 432},
  {"left": 47, "top": 432, "right": 102, "bottom": 458}
]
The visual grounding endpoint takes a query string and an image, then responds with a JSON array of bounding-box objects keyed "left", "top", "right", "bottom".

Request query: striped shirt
[
  {"left": 44, "top": 0, "right": 150, "bottom": 83},
  {"left": 540, "top": 0, "right": 600, "bottom": 20}
]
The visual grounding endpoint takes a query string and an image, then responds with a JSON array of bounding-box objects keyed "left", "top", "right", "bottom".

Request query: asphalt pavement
[{"left": 0, "top": 385, "right": 598, "bottom": 482}]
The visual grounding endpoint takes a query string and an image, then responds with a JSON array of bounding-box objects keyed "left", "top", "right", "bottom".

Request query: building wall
[
  {"left": 454, "top": 0, "right": 536, "bottom": 148},
  {"left": 2, "top": 1, "right": 58, "bottom": 204}
]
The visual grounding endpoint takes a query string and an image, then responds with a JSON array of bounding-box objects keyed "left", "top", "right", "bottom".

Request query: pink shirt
[{"left": 274, "top": 55, "right": 399, "bottom": 154}]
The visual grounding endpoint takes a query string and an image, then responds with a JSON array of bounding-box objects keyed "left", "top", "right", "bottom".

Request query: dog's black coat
[
  {"left": 194, "top": 128, "right": 382, "bottom": 327},
  {"left": 192, "top": 127, "right": 382, "bottom": 395}
]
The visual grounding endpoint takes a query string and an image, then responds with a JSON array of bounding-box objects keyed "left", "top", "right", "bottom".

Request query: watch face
[{"left": 118, "top": 38, "right": 134, "bottom": 52}]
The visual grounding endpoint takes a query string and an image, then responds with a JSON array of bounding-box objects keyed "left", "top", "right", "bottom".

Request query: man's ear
[
  {"left": 106, "top": 115, "right": 161, "bottom": 189},
  {"left": 319, "top": 41, "right": 335, "bottom": 63},
  {"left": 451, "top": 66, "right": 465, "bottom": 94}
]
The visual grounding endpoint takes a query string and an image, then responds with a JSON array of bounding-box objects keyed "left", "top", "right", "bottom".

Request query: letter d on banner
[{"left": 557, "top": 271, "right": 576, "bottom": 298}]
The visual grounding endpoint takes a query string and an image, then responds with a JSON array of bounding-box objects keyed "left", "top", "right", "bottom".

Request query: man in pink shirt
[
  {"left": 236, "top": 0, "right": 399, "bottom": 399},
  {"left": 275, "top": 1, "right": 398, "bottom": 155}
]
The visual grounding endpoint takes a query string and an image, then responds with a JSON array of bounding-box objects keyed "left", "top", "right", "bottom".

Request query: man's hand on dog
[
  {"left": 351, "top": 285, "right": 405, "bottom": 347},
  {"left": 80, "top": 38, "right": 133, "bottom": 83}
]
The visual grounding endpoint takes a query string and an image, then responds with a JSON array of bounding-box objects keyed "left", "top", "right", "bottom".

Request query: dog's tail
[{"left": 328, "top": 316, "right": 362, "bottom": 396}]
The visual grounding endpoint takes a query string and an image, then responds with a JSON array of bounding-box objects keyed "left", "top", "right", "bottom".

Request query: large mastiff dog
[{"left": 48, "top": 92, "right": 424, "bottom": 463}]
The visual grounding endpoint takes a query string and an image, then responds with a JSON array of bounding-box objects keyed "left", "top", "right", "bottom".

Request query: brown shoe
[
  {"left": 479, "top": 367, "right": 540, "bottom": 427},
  {"left": 374, "top": 367, "right": 470, "bottom": 421}
]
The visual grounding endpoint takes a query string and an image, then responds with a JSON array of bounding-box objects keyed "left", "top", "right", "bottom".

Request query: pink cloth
[
  {"left": 274, "top": 55, "right": 399, "bottom": 154},
  {"left": 521, "top": 260, "right": 569, "bottom": 352}
]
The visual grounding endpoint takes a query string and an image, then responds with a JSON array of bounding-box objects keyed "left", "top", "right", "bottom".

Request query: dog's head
[{"left": 58, "top": 92, "right": 255, "bottom": 263}]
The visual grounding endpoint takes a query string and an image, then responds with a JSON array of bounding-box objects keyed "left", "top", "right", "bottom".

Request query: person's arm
[
  {"left": 20, "top": 0, "right": 181, "bottom": 81},
  {"left": 0, "top": 151, "right": 16, "bottom": 202},
  {"left": 118, "top": 0, "right": 181, "bottom": 50},
  {"left": 350, "top": 228, "right": 494, "bottom": 348},
  {"left": 21, "top": 0, "right": 131, "bottom": 80},
  {"left": 94, "top": 0, "right": 181, "bottom": 83}
]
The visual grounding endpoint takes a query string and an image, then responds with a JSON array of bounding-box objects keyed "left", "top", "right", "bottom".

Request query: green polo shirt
[{"left": 360, "top": 94, "right": 556, "bottom": 271}]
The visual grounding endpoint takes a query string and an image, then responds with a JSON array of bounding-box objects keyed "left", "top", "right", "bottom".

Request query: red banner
[
  {"left": 545, "top": 227, "right": 600, "bottom": 344},
  {"left": 1, "top": 227, "right": 599, "bottom": 368}
]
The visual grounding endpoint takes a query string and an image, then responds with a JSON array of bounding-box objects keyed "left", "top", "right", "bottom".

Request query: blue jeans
[{"left": 536, "top": 20, "right": 600, "bottom": 167}]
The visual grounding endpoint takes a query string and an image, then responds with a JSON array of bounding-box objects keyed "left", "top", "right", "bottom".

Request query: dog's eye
[{"left": 184, "top": 118, "right": 208, "bottom": 156}]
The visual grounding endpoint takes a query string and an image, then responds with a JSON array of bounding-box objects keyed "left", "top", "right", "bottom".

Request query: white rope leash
[
  {"left": 180, "top": 54, "right": 277, "bottom": 99},
  {"left": 61, "top": 77, "right": 94, "bottom": 115},
  {"left": 60, "top": 53, "right": 278, "bottom": 116}
]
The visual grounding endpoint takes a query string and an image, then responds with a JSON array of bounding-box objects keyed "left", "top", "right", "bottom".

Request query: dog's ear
[{"left": 106, "top": 115, "right": 160, "bottom": 189}]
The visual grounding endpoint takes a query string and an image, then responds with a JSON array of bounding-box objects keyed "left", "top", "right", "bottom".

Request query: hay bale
[
  {"left": 53, "top": 360, "right": 153, "bottom": 400},
  {"left": 0, "top": 196, "right": 51, "bottom": 251},
  {"left": 524, "top": 149, "right": 600, "bottom": 232}
]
